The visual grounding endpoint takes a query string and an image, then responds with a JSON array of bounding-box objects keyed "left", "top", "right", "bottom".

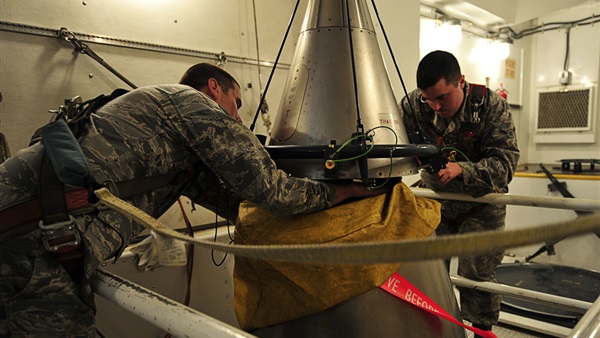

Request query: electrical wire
[
  {"left": 441, "top": 146, "right": 474, "bottom": 171},
  {"left": 249, "top": 0, "right": 301, "bottom": 132},
  {"left": 328, "top": 126, "right": 399, "bottom": 189},
  {"left": 331, "top": 134, "right": 374, "bottom": 163},
  {"left": 251, "top": 0, "right": 264, "bottom": 96},
  {"left": 344, "top": 0, "right": 363, "bottom": 131},
  {"left": 367, "top": 125, "right": 398, "bottom": 146},
  {"left": 503, "top": 15, "right": 600, "bottom": 40},
  {"left": 176, "top": 198, "right": 195, "bottom": 305},
  {"left": 366, "top": 126, "right": 399, "bottom": 189},
  {"left": 420, "top": 2, "right": 600, "bottom": 42},
  {"left": 563, "top": 26, "right": 571, "bottom": 72},
  {"left": 211, "top": 184, "right": 234, "bottom": 267},
  {"left": 370, "top": 0, "right": 430, "bottom": 144},
  {"left": 161, "top": 198, "right": 196, "bottom": 338}
]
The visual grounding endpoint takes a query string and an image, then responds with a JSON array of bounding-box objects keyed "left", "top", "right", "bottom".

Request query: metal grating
[{"left": 537, "top": 89, "right": 590, "bottom": 130}]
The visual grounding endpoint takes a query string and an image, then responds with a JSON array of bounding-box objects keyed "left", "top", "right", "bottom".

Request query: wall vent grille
[{"left": 536, "top": 88, "right": 592, "bottom": 131}]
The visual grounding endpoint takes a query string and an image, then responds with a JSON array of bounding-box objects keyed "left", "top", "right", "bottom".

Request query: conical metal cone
[{"left": 270, "top": 0, "right": 417, "bottom": 180}]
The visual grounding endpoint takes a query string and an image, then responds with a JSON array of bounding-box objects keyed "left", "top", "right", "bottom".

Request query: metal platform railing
[
  {"left": 92, "top": 268, "right": 255, "bottom": 338},
  {"left": 409, "top": 187, "right": 600, "bottom": 212},
  {"left": 451, "top": 276, "right": 593, "bottom": 312},
  {"left": 92, "top": 188, "right": 600, "bottom": 337},
  {"left": 416, "top": 188, "right": 600, "bottom": 338},
  {"left": 569, "top": 295, "right": 600, "bottom": 338}
]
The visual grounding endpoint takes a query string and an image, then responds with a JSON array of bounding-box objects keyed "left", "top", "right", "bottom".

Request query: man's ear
[{"left": 206, "top": 78, "right": 220, "bottom": 101}]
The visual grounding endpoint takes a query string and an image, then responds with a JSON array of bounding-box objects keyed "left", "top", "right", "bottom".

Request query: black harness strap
[
  {"left": 38, "top": 152, "right": 85, "bottom": 282},
  {"left": 39, "top": 152, "right": 70, "bottom": 226},
  {"left": 36, "top": 161, "right": 198, "bottom": 282},
  {"left": 32, "top": 87, "right": 202, "bottom": 281}
]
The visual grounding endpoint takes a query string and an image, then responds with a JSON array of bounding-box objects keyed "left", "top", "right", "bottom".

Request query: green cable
[
  {"left": 366, "top": 126, "right": 399, "bottom": 189},
  {"left": 441, "top": 146, "right": 475, "bottom": 170},
  {"left": 329, "top": 126, "right": 401, "bottom": 189},
  {"left": 332, "top": 134, "right": 374, "bottom": 162}
]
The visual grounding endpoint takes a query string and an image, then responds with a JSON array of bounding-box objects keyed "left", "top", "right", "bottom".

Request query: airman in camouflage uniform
[
  {"left": 0, "top": 63, "right": 383, "bottom": 337},
  {"left": 399, "top": 51, "right": 519, "bottom": 335}
]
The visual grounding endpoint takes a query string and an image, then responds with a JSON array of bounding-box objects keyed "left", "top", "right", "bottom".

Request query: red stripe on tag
[{"left": 380, "top": 272, "right": 497, "bottom": 338}]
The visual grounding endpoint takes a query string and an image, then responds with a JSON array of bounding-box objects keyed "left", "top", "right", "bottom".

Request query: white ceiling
[{"left": 421, "top": 0, "right": 598, "bottom": 30}]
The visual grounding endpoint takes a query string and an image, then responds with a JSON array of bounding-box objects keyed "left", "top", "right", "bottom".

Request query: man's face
[
  {"left": 215, "top": 83, "right": 243, "bottom": 122},
  {"left": 419, "top": 76, "right": 465, "bottom": 119}
]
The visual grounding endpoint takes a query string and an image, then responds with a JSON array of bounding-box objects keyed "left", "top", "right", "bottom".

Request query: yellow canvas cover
[{"left": 233, "top": 182, "right": 441, "bottom": 330}]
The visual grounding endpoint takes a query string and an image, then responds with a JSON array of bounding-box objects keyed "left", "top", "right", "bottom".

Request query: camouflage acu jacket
[
  {"left": 399, "top": 82, "right": 519, "bottom": 200},
  {"left": 0, "top": 84, "right": 334, "bottom": 268}
]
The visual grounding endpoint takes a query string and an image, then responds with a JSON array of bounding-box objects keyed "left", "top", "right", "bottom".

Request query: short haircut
[
  {"left": 416, "top": 50, "right": 461, "bottom": 90},
  {"left": 179, "top": 63, "right": 240, "bottom": 93}
]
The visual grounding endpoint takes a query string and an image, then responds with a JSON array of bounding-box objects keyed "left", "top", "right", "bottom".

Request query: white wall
[
  {"left": 0, "top": 0, "right": 419, "bottom": 153},
  {"left": 0, "top": 0, "right": 289, "bottom": 150},
  {"left": 526, "top": 2, "right": 600, "bottom": 163},
  {"left": 417, "top": 1, "right": 600, "bottom": 166}
]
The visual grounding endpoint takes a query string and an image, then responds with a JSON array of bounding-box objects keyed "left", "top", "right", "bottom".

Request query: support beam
[
  {"left": 569, "top": 295, "right": 600, "bottom": 338},
  {"left": 410, "top": 187, "right": 600, "bottom": 212},
  {"left": 451, "top": 275, "right": 592, "bottom": 312},
  {"left": 91, "top": 268, "right": 255, "bottom": 338}
]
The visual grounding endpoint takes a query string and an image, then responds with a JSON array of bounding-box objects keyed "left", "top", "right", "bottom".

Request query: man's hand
[
  {"left": 330, "top": 182, "right": 392, "bottom": 207},
  {"left": 436, "top": 162, "right": 462, "bottom": 185}
]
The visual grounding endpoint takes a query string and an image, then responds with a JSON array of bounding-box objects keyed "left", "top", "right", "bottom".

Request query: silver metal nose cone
[{"left": 270, "top": 0, "right": 417, "bottom": 180}]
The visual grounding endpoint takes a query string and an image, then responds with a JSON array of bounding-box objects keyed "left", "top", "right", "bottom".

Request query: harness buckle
[
  {"left": 470, "top": 108, "right": 481, "bottom": 123},
  {"left": 38, "top": 215, "right": 81, "bottom": 252},
  {"left": 468, "top": 84, "right": 486, "bottom": 123}
]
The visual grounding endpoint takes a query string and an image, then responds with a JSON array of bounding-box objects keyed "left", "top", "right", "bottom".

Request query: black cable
[
  {"left": 345, "top": 0, "right": 371, "bottom": 185},
  {"left": 564, "top": 26, "right": 571, "bottom": 71},
  {"left": 345, "top": 0, "right": 363, "bottom": 131},
  {"left": 211, "top": 183, "right": 228, "bottom": 266},
  {"left": 370, "top": 0, "right": 430, "bottom": 144},
  {"left": 161, "top": 199, "right": 195, "bottom": 338},
  {"left": 57, "top": 28, "right": 138, "bottom": 89},
  {"left": 249, "top": 0, "right": 301, "bottom": 132},
  {"left": 505, "top": 16, "right": 600, "bottom": 40},
  {"left": 224, "top": 188, "right": 234, "bottom": 242}
]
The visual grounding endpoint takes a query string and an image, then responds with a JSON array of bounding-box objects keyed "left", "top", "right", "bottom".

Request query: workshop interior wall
[
  {"left": 525, "top": 2, "right": 600, "bottom": 164},
  {"left": 0, "top": 0, "right": 296, "bottom": 151},
  {"left": 0, "top": 0, "right": 419, "bottom": 153}
]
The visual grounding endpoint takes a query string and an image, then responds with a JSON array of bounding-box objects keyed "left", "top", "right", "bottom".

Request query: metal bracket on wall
[
  {"left": 0, "top": 20, "right": 291, "bottom": 70},
  {"left": 57, "top": 27, "right": 138, "bottom": 89}
]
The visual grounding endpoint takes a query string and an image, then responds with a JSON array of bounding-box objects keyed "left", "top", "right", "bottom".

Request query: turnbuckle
[
  {"left": 38, "top": 215, "right": 81, "bottom": 252},
  {"left": 57, "top": 27, "right": 87, "bottom": 54}
]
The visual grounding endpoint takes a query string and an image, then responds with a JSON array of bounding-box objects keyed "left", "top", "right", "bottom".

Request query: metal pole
[
  {"left": 91, "top": 268, "right": 256, "bottom": 338},
  {"left": 451, "top": 276, "right": 592, "bottom": 312},
  {"left": 410, "top": 187, "right": 600, "bottom": 212},
  {"left": 569, "top": 295, "right": 600, "bottom": 338}
]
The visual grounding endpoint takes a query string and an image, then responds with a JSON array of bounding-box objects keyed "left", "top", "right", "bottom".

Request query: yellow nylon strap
[{"left": 94, "top": 187, "right": 600, "bottom": 265}]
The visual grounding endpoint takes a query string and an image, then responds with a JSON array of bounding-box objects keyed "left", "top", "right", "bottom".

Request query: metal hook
[
  {"left": 216, "top": 52, "right": 228, "bottom": 67},
  {"left": 57, "top": 27, "right": 87, "bottom": 54},
  {"left": 54, "top": 27, "right": 137, "bottom": 89}
]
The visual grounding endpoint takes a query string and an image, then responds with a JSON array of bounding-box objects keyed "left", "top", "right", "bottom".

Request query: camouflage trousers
[
  {"left": 0, "top": 229, "right": 96, "bottom": 338},
  {"left": 436, "top": 202, "right": 506, "bottom": 327}
]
